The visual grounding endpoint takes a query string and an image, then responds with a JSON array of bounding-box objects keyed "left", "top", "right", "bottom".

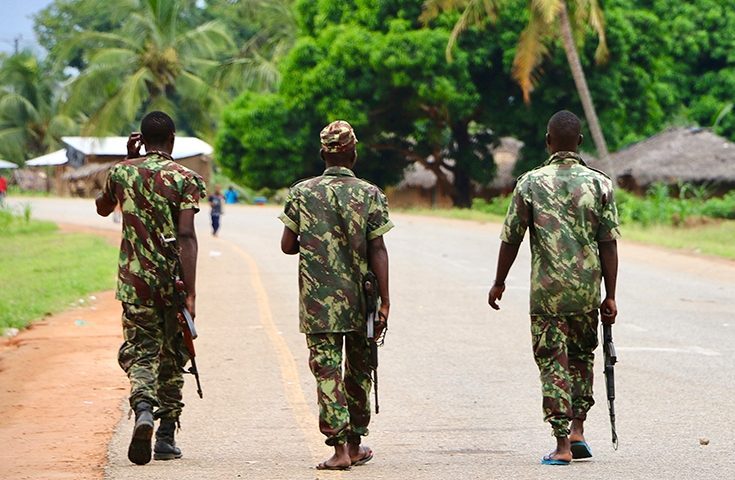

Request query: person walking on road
[
  {"left": 208, "top": 185, "right": 225, "bottom": 236},
  {"left": 224, "top": 185, "right": 238, "bottom": 204},
  {"left": 487, "top": 110, "right": 620, "bottom": 465},
  {"left": 279, "top": 120, "right": 393, "bottom": 470},
  {"left": 95, "top": 111, "right": 206, "bottom": 466}
]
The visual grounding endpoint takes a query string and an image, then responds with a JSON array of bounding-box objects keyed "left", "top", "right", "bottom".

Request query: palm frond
[
  {"left": 446, "top": 0, "right": 500, "bottom": 61},
  {"left": 420, "top": 0, "right": 469, "bottom": 24},
  {"left": 587, "top": 0, "right": 608, "bottom": 63},
  {"left": 511, "top": 13, "right": 550, "bottom": 103},
  {"left": 531, "top": 0, "right": 563, "bottom": 25}
]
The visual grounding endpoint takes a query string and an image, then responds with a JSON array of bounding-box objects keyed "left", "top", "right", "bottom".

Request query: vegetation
[
  {"left": 0, "top": 207, "right": 117, "bottom": 330},
  {"left": 422, "top": 0, "right": 611, "bottom": 159}
]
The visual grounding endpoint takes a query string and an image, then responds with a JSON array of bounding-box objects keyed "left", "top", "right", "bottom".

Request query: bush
[{"left": 472, "top": 195, "right": 512, "bottom": 216}]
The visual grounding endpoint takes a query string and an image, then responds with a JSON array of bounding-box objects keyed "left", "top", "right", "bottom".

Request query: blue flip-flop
[
  {"left": 571, "top": 441, "right": 593, "bottom": 459},
  {"left": 541, "top": 454, "right": 571, "bottom": 466}
]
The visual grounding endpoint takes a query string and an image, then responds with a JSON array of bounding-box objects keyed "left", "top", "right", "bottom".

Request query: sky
[{"left": 0, "top": 0, "right": 54, "bottom": 54}]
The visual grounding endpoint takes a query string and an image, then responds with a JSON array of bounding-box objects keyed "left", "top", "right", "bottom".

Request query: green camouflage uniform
[
  {"left": 279, "top": 120, "right": 393, "bottom": 446},
  {"left": 501, "top": 151, "right": 620, "bottom": 437},
  {"left": 102, "top": 153, "right": 205, "bottom": 420}
]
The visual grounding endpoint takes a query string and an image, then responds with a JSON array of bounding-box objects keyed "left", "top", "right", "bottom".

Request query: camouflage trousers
[
  {"left": 306, "top": 332, "right": 372, "bottom": 446},
  {"left": 531, "top": 311, "right": 599, "bottom": 437},
  {"left": 119, "top": 303, "right": 188, "bottom": 420}
]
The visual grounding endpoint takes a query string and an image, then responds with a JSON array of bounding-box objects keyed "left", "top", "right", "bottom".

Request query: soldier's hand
[
  {"left": 376, "top": 303, "right": 389, "bottom": 338},
  {"left": 185, "top": 294, "right": 196, "bottom": 320},
  {"left": 600, "top": 297, "right": 617, "bottom": 325},
  {"left": 488, "top": 284, "right": 505, "bottom": 310},
  {"left": 126, "top": 132, "right": 143, "bottom": 158}
]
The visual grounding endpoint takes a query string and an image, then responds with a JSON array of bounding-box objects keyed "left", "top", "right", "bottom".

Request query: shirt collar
[
  {"left": 323, "top": 166, "right": 356, "bottom": 177},
  {"left": 544, "top": 151, "right": 586, "bottom": 167}
]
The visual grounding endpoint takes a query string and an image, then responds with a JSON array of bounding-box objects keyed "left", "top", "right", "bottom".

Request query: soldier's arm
[
  {"left": 368, "top": 236, "right": 390, "bottom": 330},
  {"left": 178, "top": 209, "right": 198, "bottom": 318},
  {"left": 281, "top": 226, "right": 299, "bottom": 255},
  {"left": 488, "top": 241, "right": 521, "bottom": 310},
  {"left": 598, "top": 239, "right": 618, "bottom": 324}
]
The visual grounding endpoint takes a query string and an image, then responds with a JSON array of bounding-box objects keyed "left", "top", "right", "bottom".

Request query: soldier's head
[
  {"left": 546, "top": 110, "right": 582, "bottom": 153},
  {"left": 319, "top": 120, "right": 358, "bottom": 168},
  {"left": 141, "top": 111, "right": 176, "bottom": 153}
]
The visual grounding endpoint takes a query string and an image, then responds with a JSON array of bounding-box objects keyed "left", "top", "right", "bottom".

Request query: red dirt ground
[{"left": 0, "top": 225, "right": 126, "bottom": 480}]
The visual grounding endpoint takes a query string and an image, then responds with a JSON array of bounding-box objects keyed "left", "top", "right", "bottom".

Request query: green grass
[
  {"left": 622, "top": 221, "right": 735, "bottom": 259},
  {"left": 0, "top": 212, "right": 117, "bottom": 330},
  {"left": 399, "top": 207, "right": 735, "bottom": 260}
]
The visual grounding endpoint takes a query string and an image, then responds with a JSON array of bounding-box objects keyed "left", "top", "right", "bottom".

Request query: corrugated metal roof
[
  {"left": 25, "top": 149, "right": 68, "bottom": 166},
  {"left": 61, "top": 136, "right": 213, "bottom": 159}
]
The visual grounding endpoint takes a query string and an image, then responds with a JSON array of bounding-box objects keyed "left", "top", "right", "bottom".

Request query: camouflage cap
[{"left": 320, "top": 120, "right": 358, "bottom": 153}]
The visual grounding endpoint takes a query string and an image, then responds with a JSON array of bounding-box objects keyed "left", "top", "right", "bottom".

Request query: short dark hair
[
  {"left": 547, "top": 110, "right": 581, "bottom": 144},
  {"left": 141, "top": 111, "right": 175, "bottom": 145},
  {"left": 322, "top": 148, "right": 356, "bottom": 165}
]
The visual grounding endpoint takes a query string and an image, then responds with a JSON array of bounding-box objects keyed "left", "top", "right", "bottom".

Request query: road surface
[{"left": 10, "top": 197, "right": 735, "bottom": 479}]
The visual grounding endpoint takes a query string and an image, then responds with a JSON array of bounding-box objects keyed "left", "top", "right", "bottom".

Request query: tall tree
[
  {"left": 0, "top": 51, "right": 76, "bottom": 163},
  {"left": 60, "top": 0, "right": 236, "bottom": 140},
  {"left": 422, "top": 0, "right": 611, "bottom": 161}
]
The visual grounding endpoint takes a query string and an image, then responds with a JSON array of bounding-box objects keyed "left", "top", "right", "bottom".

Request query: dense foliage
[{"left": 217, "top": 0, "right": 735, "bottom": 202}]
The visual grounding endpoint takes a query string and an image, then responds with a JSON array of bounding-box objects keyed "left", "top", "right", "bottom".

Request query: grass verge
[
  {"left": 0, "top": 213, "right": 117, "bottom": 330},
  {"left": 398, "top": 208, "right": 735, "bottom": 260}
]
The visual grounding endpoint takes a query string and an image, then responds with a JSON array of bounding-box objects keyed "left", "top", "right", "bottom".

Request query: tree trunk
[
  {"left": 451, "top": 166, "right": 472, "bottom": 208},
  {"left": 558, "top": 2, "right": 610, "bottom": 167}
]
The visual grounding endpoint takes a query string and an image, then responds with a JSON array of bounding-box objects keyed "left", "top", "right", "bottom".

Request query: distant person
[
  {"left": 0, "top": 175, "right": 7, "bottom": 204},
  {"left": 279, "top": 120, "right": 392, "bottom": 470},
  {"left": 224, "top": 186, "right": 238, "bottom": 204},
  {"left": 95, "top": 111, "right": 206, "bottom": 466},
  {"left": 487, "top": 110, "right": 620, "bottom": 465},
  {"left": 208, "top": 185, "right": 225, "bottom": 236}
]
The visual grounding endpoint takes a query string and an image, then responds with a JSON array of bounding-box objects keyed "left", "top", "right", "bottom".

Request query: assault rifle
[
  {"left": 602, "top": 323, "right": 618, "bottom": 449},
  {"left": 363, "top": 272, "right": 384, "bottom": 414},
  {"left": 175, "top": 280, "right": 203, "bottom": 399}
]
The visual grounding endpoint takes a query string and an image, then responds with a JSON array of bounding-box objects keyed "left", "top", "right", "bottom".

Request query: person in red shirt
[{"left": 0, "top": 176, "right": 8, "bottom": 204}]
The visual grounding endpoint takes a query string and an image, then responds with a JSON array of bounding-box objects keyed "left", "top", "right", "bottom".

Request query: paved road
[{"left": 11, "top": 197, "right": 735, "bottom": 479}]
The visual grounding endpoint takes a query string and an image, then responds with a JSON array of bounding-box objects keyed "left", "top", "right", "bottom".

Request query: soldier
[
  {"left": 487, "top": 110, "right": 620, "bottom": 465},
  {"left": 95, "top": 111, "right": 206, "bottom": 465},
  {"left": 279, "top": 120, "right": 392, "bottom": 470}
]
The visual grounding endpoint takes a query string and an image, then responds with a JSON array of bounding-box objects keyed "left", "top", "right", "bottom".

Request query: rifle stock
[
  {"left": 176, "top": 281, "right": 203, "bottom": 399},
  {"left": 363, "top": 272, "right": 380, "bottom": 414},
  {"left": 603, "top": 323, "right": 618, "bottom": 449}
]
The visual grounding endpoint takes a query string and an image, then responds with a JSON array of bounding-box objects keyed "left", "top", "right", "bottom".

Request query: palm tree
[
  {"left": 0, "top": 51, "right": 76, "bottom": 163},
  {"left": 220, "top": 0, "right": 298, "bottom": 93},
  {"left": 61, "top": 0, "right": 236, "bottom": 140},
  {"left": 422, "top": 0, "right": 611, "bottom": 161}
]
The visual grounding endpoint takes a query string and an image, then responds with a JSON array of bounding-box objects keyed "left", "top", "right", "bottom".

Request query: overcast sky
[{"left": 0, "top": 0, "right": 54, "bottom": 54}]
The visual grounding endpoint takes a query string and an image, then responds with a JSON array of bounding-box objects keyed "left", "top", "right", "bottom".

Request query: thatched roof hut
[{"left": 599, "top": 127, "right": 735, "bottom": 194}]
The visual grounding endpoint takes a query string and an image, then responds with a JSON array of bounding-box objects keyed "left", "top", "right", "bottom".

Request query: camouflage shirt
[
  {"left": 102, "top": 153, "right": 206, "bottom": 306},
  {"left": 501, "top": 151, "right": 620, "bottom": 316},
  {"left": 279, "top": 166, "right": 394, "bottom": 334}
]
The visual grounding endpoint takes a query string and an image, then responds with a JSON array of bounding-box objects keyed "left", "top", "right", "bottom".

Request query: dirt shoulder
[{"left": 0, "top": 226, "right": 126, "bottom": 480}]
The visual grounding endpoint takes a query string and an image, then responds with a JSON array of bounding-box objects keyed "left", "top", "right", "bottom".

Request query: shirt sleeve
[
  {"left": 102, "top": 165, "right": 119, "bottom": 204},
  {"left": 499, "top": 179, "right": 530, "bottom": 244},
  {"left": 181, "top": 174, "right": 206, "bottom": 212},
  {"left": 597, "top": 181, "right": 621, "bottom": 242},
  {"left": 367, "top": 189, "right": 394, "bottom": 240},
  {"left": 278, "top": 188, "right": 300, "bottom": 234}
]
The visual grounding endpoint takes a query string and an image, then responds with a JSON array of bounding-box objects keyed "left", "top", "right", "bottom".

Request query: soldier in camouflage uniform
[
  {"left": 488, "top": 110, "right": 620, "bottom": 465},
  {"left": 279, "top": 120, "right": 393, "bottom": 470},
  {"left": 95, "top": 111, "right": 206, "bottom": 465}
]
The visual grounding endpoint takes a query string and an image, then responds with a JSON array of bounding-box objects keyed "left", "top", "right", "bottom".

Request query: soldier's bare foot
[
  {"left": 569, "top": 418, "right": 585, "bottom": 443},
  {"left": 543, "top": 436, "right": 572, "bottom": 463},
  {"left": 316, "top": 444, "right": 351, "bottom": 470},
  {"left": 348, "top": 443, "right": 374, "bottom": 466}
]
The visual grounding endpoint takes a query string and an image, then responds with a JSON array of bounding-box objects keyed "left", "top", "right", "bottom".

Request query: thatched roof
[
  {"left": 598, "top": 127, "right": 735, "bottom": 190},
  {"left": 63, "top": 161, "right": 115, "bottom": 180}
]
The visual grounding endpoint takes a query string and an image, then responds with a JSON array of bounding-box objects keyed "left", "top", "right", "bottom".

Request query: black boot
[
  {"left": 154, "top": 419, "right": 182, "bottom": 460},
  {"left": 127, "top": 401, "right": 154, "bottom": 465}
]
